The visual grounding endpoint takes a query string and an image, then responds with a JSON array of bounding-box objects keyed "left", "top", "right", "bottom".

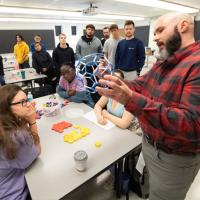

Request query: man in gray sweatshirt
[{"left": 76, "top": 24, "right": 102, "bottom": 59}]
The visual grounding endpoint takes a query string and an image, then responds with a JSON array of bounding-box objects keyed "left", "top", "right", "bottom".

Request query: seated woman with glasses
[
  {"left": 0, "top": 84, "right": 41, "bottom": 200},
  {"left": 94, "top": 69, "right": 133, "bottom": 129}
]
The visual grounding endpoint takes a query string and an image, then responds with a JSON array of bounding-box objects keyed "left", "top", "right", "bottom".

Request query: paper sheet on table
[{"left": 83, "top": 110, "right": 115, "bottom": 130}]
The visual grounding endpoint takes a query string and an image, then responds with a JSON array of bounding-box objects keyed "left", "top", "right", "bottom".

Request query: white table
[
  {"left": 25, "top": 95, "right": 141, "bottom": 200},
  {"left": 4, "top": 68, "right": 46, "bottom": 85}
]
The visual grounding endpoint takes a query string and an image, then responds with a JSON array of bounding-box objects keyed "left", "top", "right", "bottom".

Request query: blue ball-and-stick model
[{"left": 76, "top": 53, "right": 114, "bottom": 93}]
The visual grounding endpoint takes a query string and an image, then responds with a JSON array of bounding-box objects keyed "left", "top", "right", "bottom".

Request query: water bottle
[{"left": 27, "top": 91, "right": 33, "bottom": 102}]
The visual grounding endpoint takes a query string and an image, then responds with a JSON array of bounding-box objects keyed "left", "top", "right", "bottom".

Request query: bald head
[
  {"left": 153, "top": 12, "right": 195, "bottom": 60},
  {"left": 156, "top": 12, "right": 194, "bottom": 31}
]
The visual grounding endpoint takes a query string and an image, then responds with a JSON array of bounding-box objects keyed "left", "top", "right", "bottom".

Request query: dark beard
[
  {"left": 166, "top": 26, "right": 182, "bottom": 56},
  {"left": 86, "top": 34, "right": 93, "bottom": 38}
]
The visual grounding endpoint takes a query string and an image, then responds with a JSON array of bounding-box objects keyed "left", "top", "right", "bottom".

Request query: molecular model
[{"left": 76, "top": 53, "right": 114, "bottom": 93}]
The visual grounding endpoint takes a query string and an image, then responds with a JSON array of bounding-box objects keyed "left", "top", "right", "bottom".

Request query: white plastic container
[{"left": 74, "top": 150, "right": 88, "bottom": 172}]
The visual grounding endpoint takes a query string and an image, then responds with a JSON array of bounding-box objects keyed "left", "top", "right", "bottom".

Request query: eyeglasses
[{"left": 10, "top": 99, "right": 29, "bottom": 107}]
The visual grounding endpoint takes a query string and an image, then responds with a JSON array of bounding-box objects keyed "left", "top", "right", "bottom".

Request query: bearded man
[
  {"left": 76, "top": 24, "right": 102, "bottom": 59},
  {"left": 96, "top": 13, "right": 200, "bottom": 200}
]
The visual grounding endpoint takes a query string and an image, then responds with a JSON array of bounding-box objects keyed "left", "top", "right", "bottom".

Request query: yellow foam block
[
  {"left": 64, "top": 125, "right": 91, "bottom": 143},
  {"left": 72, "top": 133, "right": 81, "bottom": 140},
  {"left": 64, "top": 136, "right": 74, "bottom": 143},
  {"left": 73, "top": 125, "right": 80, "bottom": 129},
  {"left": 80, "top": 132, "right": 87, "bottom": 137},
  {"left": 95, "top": 141, "right": 102, "bottom": 148}
]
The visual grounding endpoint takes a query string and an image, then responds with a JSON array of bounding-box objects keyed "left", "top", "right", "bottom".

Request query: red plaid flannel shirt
[{"left": 125, "top": 41, "right": 200, "bottom": 154}]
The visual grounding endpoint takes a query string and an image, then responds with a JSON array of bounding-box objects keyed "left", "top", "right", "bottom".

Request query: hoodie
[
  {"left": 32, "top": 50, "right": 56, "bottom": 79},
  {"left": 76, "top": 36, "right": 102, "bottom": 59},
  {"left": 14, "top": 41, "right": 29, "bottom": 64},
  {"left": 52, "top": 43, "right": 75, "bottom": 72}
]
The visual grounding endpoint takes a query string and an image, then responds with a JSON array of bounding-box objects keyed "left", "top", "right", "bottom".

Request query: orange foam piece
[{"left": 51, "top": 121, "right": 72, "bottom": 133}]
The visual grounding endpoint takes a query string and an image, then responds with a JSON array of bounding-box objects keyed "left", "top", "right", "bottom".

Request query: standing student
[
  {"left": 76, "top": 24, "right": 102, "bottom": 59},
  {"left": 32, "top": 42, "right": 57, "bottom": 92},
  {"left": 101, "top": 26, "right": 110, "bottom": 47},
  {"left": 14, "top": 34, "right": 30, "bottom": 69},
  {"left": 76, "top": 24, "right": 102, "bottom": 103},
  {"left": 97, "top": 13, "right": 200, "bottom": 200},
  {"left": 115, "top": 20, "right": 145, "bottom": 80},
  {"left": 30, "top": 34, "right": 46, "bottom": 54},
  {"left": 103, "top": 24, "right": 123, "bottom": 67},
  {"left": 0, "top": 84, "right": 41, "bottom": 200},
  {"left": 52, "top": 33, "right": 75, "bottom": 77}
]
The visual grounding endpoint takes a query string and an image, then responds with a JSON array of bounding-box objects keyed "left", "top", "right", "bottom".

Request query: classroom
[{"left": 0, "top": 1, "right": 200, "bottom": 200}]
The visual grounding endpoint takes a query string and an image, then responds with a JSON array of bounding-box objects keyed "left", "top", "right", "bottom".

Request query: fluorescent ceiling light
[
  {"left": 115, "top": 0, "right": 199, "bottom": 13},
  {"left": 0, "top": 6, "right": 144, "bottom": 21},
  {"left": 0, "top": 17, "right": 114, "bottom": 24},
  {"left": 96, "top": 14, "right": 144, "bottom": 21},
  {"left": 0, "top": 6, "right": 82, "bottom": 17}
]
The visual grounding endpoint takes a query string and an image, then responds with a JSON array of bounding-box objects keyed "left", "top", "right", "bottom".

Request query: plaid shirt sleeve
[{"left": 125, "top": 62, "right": 200, "bottom": 150}]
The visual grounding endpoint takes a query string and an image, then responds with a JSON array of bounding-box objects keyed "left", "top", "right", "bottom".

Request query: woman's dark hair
[
  {"left": 114, "top": 69, "right": 124, "bottom": 79},
  {"left": 0, "top": 84, "right": 27, "bottom": 159},
  {"left": 16, "top": 34, "right": 24, "bottom": 41}
]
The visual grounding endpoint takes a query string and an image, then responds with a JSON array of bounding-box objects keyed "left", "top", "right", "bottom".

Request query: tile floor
[{"left": 61, "top": 168, "right": 200, "bottom": 200}]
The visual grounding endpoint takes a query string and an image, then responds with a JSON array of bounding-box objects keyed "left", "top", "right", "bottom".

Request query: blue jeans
[{"left": 56, "top": 85, "right": 95, "bottom": 108}]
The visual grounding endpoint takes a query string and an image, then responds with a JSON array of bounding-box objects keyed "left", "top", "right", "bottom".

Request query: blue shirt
[
  {"left": 0, "top": 129, "right": 39, "bottom": 200},
  {"left": 107, "top": 98, "right": 125, "bottom": 118},
  {"left": 115, "top": 38, "right": 145, "bottom": 72},
  {"left": 30, "top": 42, "right": 46, "bottom": 53}
]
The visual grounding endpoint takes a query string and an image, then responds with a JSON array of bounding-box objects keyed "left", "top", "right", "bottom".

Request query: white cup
[{"left": 74, "top": 150, "right": 88, "bottom": 172}]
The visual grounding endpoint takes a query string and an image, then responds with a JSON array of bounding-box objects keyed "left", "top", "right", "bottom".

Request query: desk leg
[
  {"left": 31, "top": 80, "right": 34, "bottom": 88},
  {"left": 114, "top": 163, "right": 118, "bottom": 190},
  {"left": 124, "top": 156, "right": 130, "bottom": 200},
  {"left": 116, "top": 160, "right": 123, "bottom": 198}
]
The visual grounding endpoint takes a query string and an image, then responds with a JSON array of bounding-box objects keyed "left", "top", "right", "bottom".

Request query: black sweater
[
  {"left": 32, "top": 51, "right": 56, "bottom": 79},
  {"left": 52, "top": 43, "right": 75, "bottom": 72}
]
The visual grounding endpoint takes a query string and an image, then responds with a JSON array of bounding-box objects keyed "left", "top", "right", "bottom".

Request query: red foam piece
[{"left": 51, "top": 121, "right": 72, "bottom": 133}]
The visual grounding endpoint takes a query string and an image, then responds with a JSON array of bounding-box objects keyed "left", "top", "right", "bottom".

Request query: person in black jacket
[
  {"left": 52, "top": 33, "right": 75, "bottom": 78},
  {"left": 0, "top": 56, "right": 5, "bottom": 85},
  {"left": 32, "top": 42, "right": 57, "bottom": 91}
]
